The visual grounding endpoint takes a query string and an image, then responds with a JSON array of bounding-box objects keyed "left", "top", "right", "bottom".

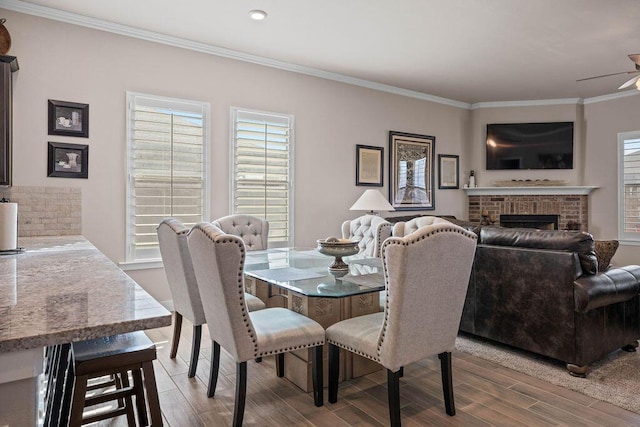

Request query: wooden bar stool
[{"left": 66, "top": 331, "right": 163, "bottom": 426}]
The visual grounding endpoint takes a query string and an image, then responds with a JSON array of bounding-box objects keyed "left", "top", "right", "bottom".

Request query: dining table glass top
[{"left": 244, "top": 247, "right": 385, "bottom": 298}]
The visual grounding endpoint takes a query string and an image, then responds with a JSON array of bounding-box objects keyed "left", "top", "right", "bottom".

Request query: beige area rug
[{"left": 455, "top": 334, "right": 640, "bottom": 414}]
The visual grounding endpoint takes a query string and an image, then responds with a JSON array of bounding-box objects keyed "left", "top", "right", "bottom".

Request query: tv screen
[{"left": 486, "top": 122, "right": 574, "bottom": 170}]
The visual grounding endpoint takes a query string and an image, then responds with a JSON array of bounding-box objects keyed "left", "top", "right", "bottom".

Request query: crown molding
[
  {"left": 582, "top": 89, "right": 640, "bottom": 105},
  {"left": 470, "top": 98, "right": 583, "bottom": 109},
  {"left": 1, "top": 0, "right": 472, "bottom": 109},
  {"left": 2, "top": 0, "right": 637, "bottom": 110}
]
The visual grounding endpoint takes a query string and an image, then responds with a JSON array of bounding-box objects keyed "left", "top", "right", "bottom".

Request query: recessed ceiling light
[{"left": 249, "top": 10, "right": 267, "bottom": 21}]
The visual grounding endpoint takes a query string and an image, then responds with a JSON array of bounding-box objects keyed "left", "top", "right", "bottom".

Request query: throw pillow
[{"left": 594, "top": 240, "right": 619, "bottom": 272}]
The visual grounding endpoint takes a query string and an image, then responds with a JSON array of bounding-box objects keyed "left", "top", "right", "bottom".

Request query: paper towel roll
[{"left": 0, "top": 202, "right": 17, "bottom": 251}]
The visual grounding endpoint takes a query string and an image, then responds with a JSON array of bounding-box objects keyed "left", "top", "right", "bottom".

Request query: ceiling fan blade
[
  {"left": 618, "top": 74, "right": 640, "bottom": 89},
  {"left": 629, "top": 54, "right": 640, "bottom": 66},
  {"left": 576, "top": 70, "right": 638, "bottom": 82}
]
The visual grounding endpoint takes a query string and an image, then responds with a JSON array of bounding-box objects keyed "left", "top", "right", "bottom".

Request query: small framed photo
[
  {"left": 47, "top": 141, "right": 88, "bottom": 179},
  {"left": 438, "top": 154, "right": 459, "bottom": 189},
  {"left": 356, "top": 144, "right": 383, "bottom": 186},
  {"left": 48, "top": 99, "right": 89, "bottom": 137}
]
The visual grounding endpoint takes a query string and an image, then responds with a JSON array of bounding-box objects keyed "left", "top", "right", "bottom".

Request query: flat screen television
[{"left": 486, "top": 122, "right": 574, "bottom": 170}]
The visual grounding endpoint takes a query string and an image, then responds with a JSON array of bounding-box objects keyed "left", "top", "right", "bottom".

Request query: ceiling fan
[{"left": 576, "top": 54, "right": 640, "bottom": 89}]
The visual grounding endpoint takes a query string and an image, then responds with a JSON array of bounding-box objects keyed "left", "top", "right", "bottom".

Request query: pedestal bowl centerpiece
[{"left": 316, "top": 237, "right": 360, "bottom": 273}]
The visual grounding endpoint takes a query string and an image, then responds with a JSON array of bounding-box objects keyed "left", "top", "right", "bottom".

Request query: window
[
  {"left": 231, "top": 108, "right": 294, "bottom": 247},
  {"left": 125, "top": 92, "right": 210, "bottom": 265},
  {"left": 618, "top": 130, "right": 640, "bottom": 242}
]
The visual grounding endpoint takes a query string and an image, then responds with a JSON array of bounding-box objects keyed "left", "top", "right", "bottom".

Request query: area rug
[{"left": 455, "top": 334, "right": 640, "bottom": 414}]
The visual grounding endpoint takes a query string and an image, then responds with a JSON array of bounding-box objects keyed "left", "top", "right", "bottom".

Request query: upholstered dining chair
[
  {"left": 187, "top": 222, "right": 325, "bottom": 426},
  {"left": 391, "top": 215, "right": 452, "bottom": 237},
  {"left": 342, "top": 214, "right": 392, "bottom": 258},
  {"left": 212, "top": 214, "right": 269, "bottom": 250},
  {"left": 157, "top": 218, "right": 266, "bottom": 378},
  {"left": 326, "top": 222, "right": 478, "bottom": 427}
]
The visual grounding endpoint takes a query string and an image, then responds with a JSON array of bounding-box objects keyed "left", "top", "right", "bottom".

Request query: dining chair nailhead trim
[{"left": 257, "top": 341, "right": 325, "bottom": 357}]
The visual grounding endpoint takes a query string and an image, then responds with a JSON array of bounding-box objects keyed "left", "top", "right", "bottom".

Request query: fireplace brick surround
[{"left": 468, "top": 194, "right": 589, "bottom": 231}]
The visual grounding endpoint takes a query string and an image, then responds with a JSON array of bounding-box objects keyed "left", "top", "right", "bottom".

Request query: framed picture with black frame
[
  {"left": 355, "top": 144, "right": 383, "bottom": 186},
  {"left": 48, "top": 99, "right": 89, "bottom": 137},
  {"left": 47, "top": 141, "right": 89, "bottom": 179},
  {"left": 438, "top": 154, "right": 459, "bottom": 189},
  {"left": 389, "top": 131, "right": 435, "bottom": 210}
]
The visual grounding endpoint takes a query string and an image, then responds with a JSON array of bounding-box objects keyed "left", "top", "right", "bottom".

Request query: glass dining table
[{"left": 243, "top": 247, "right": 385, "bottom": 392}]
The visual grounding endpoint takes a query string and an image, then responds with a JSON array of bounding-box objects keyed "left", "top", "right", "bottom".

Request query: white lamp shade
[{"left": 349, "top": 189, "right": 395, "bottom": 213}]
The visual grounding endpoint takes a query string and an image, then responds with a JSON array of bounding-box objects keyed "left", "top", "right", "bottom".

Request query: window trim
[
  {"left": 618, "top": 130, "right": 640, "bottom": 243},
  {"left": 229, "top": 107, "right": 295, "bottom": 247},
  {"left": 124, "top": 91, "right": 211, "bottom": 265}
]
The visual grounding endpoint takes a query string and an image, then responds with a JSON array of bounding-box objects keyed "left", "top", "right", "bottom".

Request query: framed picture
[
  {"left": 47, "top": 141, "right": 88, "bottom": 179},
  {"left": 438, "top": 154, "right": 459, "bottom": 189},
  {"left": 356, "top": 144, "right": 383, "bottom": 186},
  {"left": 48, "top": 99, "right": 89, "bottom": 137},
  {"left": 389, "top": 131, "right": 435, "bottom": 211}
]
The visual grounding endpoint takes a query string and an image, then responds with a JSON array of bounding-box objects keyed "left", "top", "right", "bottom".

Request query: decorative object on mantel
[
  {"left": 468, "top": 170, "right": 476, "bottom": 188},
  {"left": 0, "top": 19, "right": 10, "bottom": 55},
  {"left": 493, "top": 179, "right": 566, "bottom": 187}
]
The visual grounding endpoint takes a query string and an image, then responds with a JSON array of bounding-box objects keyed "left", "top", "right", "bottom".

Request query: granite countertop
[{"left": 0, "top": 235, "right": 171, "bottom": 353}]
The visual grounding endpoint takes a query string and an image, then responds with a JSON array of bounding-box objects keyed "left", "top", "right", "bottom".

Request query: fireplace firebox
[{"left": 499, "top": 214, "right": 559, "bottom": 230}]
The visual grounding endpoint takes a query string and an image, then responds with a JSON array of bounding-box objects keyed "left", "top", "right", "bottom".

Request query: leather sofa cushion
[
  {"left": 574, "top": 265, "right": 640, "bottom": 312},
  {"left": 479, "top": 227, "right": 598, "bottom": 275}
]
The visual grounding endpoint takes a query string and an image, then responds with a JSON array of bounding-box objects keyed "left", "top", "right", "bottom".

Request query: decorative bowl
[{"left": 316, "top": 237, "right": 360, "bottom": 272}]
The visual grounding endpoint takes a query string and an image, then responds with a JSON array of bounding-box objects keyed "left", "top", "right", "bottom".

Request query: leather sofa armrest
[{"left": 574, "top": 265, "right": 640, "bottom": 312}]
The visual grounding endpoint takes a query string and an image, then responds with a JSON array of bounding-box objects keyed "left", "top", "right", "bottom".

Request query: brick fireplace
[{"left": 466, "top": 187, "right": 596, "bottom": 231}]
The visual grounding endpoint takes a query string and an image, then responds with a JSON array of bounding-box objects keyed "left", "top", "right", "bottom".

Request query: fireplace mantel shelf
[{"left": 464, "top": 186, "right": 599, "bottom": 196}]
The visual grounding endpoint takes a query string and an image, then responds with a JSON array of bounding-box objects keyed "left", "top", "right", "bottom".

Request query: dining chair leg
[
  {"left": 312, "top": 345, "right": 323, "bottom": 407},
  {"left": 438, "top": 351, "right": 455, "bottom": 416},
  {"left": 233, "top": 362, "right": 247, "bottom": 427},
  {"left": 188, "top": 324, "right": 202, "bottom": 378},
  {"left": 387, "top": 369, "right": 402, "bottom": 427},
  {"left": 328, "top": 344, "right": 340, "bottom": 403},
  {"left": 208, "top": 341, "right": 221, "bottom": 398},
  {"left": 170, "top": 311, "right": 183, "bottom": 359},
  {"left": 276, "top": 353, "right": 285, "bottom": 377}
]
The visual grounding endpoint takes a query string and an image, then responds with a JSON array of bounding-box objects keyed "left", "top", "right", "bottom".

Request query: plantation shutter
[
  {"left": 620, "top": 132, "right": 640, "bottom": 240},
  {"left": 126, "top": 92, "right": 210, "bottom": 262},
  {"left": 232, "top": 109, "right": 293, "bottom": 246}
]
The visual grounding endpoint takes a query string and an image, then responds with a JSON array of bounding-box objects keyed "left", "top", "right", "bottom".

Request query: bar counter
[{"left": 0, "top": 235, "right": 171, "bottom": 425}]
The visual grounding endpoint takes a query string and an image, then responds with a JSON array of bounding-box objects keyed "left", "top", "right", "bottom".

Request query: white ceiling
[{"left": 9, "top": 0, "right": 640, "bottom": 104}]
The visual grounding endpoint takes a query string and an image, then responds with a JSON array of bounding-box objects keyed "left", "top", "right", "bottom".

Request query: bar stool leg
[
  {"left": 119, "top": 370, "right": 137, "bottom": 426},
  {"left": 68, "top": 374, "right": 89, "bottom": 427},
  {"left": 141, "top": 360, "right": 163, "bottom": 426},
  {"left": 131, "top": 368, "right": 149, "bottom": 426}
]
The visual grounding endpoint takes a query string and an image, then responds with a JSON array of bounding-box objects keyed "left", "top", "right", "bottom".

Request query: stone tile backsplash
[{"left": 0, "top": 186, "right": 81, "bottom": 236}]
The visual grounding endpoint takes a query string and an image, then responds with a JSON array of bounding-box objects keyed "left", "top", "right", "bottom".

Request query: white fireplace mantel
[{"left": 464, "top": 186, "right": 599, "bottom": 196}]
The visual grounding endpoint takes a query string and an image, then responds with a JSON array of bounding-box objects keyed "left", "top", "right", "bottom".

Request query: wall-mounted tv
[{"left": 486, "top": 122, "right": 574, "bottom": 170}]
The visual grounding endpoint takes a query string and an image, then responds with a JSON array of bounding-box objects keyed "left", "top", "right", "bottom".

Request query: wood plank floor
[{"left": 95, "top": 320, "right": 640, "bottom": 426}]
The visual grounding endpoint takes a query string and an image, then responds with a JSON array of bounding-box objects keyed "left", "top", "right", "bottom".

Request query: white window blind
[
  {"left": 126, "top": 92, "right": 210, "bottom": 262},
  {"left": 618, "top": 130, "right": 640, "bottom": 241},
  {"left": 231, "top": 108, "right": 294, "bottom": 247}
]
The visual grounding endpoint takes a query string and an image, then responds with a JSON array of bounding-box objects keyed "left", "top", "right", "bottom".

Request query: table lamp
[{"left": 349, "top": 189, "right": 395, "bottom": 215}]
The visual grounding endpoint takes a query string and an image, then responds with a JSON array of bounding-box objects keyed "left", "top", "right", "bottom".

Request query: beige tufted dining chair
[
  {"left": 187, "top": 222, "right": 325, "bottom": 427},
  {"left": 326, "top": 222, "right": 478, "bottom": 427},
  {"left": 212, "top": 214, "right": 269, "bottom": 250},
  {"left": 157, "top": 218, "right": 266, "bottom": 378},
  {"left": 391, "top": 215, "right": 452, "bottom": 237},
  {"left": 342, "top": 214, "right": 392, "bottom": 258}
]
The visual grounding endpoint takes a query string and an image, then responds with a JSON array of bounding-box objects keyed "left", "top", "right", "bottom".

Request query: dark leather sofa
[{"left": 459, "top": 226, "right": 640, "bottom": 376}]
